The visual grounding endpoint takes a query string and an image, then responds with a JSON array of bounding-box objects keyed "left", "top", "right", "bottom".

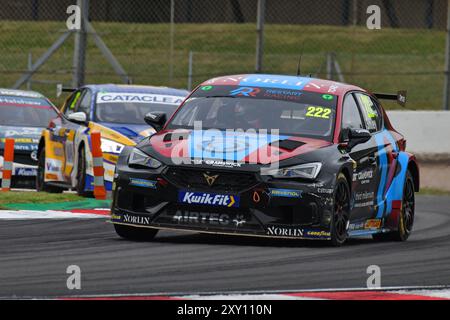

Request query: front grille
[
  {"left": 164, "top": 167, "right": 258, "bottom": 193},
  {"left": 13, "top": 151, "right": 37, "bottom": 166}
]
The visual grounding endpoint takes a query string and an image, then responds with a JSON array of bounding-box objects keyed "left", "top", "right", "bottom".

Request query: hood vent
[
  {"left": 163, "top": 132, "right": 189, "bottom": 142},
  {"left": 270, "top": 139, "right": 305, "bottom": 151}
]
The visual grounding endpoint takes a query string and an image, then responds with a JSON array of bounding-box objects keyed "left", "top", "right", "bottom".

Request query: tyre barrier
[
  {"left": 1, "top": 138, "right": 15, "bottom": 192},
  {"left": 91, "top": 131, "right": 107, "bottom": 200}
]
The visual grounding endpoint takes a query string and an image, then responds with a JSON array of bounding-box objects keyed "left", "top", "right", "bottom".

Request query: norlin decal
[
  {"left": 123, "top": 214, "right": 151, "bottom": 225},
  {"left": 266, "top": 226, "right": 304, "bottom": 237}
]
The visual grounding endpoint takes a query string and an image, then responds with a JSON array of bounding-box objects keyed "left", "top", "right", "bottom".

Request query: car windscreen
[
  {"left": 0, "top": 95, "right": 57, "bottom": 127},
  {"left": 95, "top": 92, "right": 184, "bottom": 124},
  {"left": 167, "top": 85, "right": 337, "bottom": 140}
]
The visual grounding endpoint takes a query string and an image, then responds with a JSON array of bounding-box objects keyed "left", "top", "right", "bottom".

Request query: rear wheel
[
  {"left": 36, "top": 146, "right": 64, "bottom": 193},
  {"left": 330, "top": 173, "right": 350, "bottom": 247},
  {"left": 373, "top": 171, "right": 415, "bottom": 242},
  {"left": 114, "top": 224, "right": 158, "bottom": 241}
]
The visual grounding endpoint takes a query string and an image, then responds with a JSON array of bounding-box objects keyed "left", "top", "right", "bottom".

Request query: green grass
[
  {"left": 418, "top": 187, "right": 450, "bottom": 197},
  {"left": 0, "top": 191, "right": 83, "bottom": 209},
  {"left": 0, "top": 21, "right": 446, "bottom": 109}
]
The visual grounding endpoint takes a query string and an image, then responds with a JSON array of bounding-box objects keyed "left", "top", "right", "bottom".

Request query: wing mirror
[
  {"left": 67, "top": 112, "right": 87, "bottom": 124},
  {"left": 340, "top": 128, "right": 371, "bottom": 150},
  {"left": 144, "top": 112, "right": 167, "bottom": 132}
]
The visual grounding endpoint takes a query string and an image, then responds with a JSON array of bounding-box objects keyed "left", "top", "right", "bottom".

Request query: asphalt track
[{"left": 0, "top": 195, "right": 449, "bottom": 298}]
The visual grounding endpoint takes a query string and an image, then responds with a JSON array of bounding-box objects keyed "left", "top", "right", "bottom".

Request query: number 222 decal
[{"left": 306, "top": 106, "right": 332, "bottom": 119}]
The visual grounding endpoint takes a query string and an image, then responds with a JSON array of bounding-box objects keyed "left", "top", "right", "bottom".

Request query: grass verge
[
  {"left": 0, "top": 191, "right": 84, "bottom": 209},
  {"left": 0, "top": 22, "right": 445, "bottom": 109},
  {"left": 418, "top": 187, "right": 450, "bottom": 197}
]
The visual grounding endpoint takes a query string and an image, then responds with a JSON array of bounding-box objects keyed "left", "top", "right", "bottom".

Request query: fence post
[
  {"left": 443, "top": 0, "right": 450, "bottom": 110},
  {"left": 72, "top": 0, "right": 89, "bottom": 88},
  {"left": 187, "top": 51, "right": 194, "bottom": 91},
  {"left": 1, "top": 138, "right": 15, "bottom": 192},
  {"left": 90, "top": 132, "right": 106, "bottom": 200},
  {"left": 169, "top": 0, "right": 175, "bottom": 83},
  {"left": 255, "top": 0, "right": 266, "bottom": 73},
  {"left": 27, "top": 53, "right": 32, "bottom": 90},
  {"left": 326, "top": 52, "right": 335, "bottom": 80}
]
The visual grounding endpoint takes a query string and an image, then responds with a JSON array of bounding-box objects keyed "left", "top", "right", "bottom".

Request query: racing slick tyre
[
  {"left": 114, "top": 224, "right": 158, "bottom": 241},
  {"left": 36, "top": 147, "right": 64, "bottom": 193},
  {"left": 372, "top": 171, "right": 415, "bottom": 242},
  {"left": 75, "top": 146, "right": 92, "bottom": 197},
  {"left": 330, "top": 173, "right": 351, "bottom": 247}
]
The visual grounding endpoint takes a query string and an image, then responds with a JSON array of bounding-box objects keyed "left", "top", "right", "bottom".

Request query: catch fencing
[{"left": 0, "top": 0, "right": 449, "bottom": 109}]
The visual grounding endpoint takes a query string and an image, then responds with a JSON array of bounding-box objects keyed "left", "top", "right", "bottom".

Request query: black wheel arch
[
  {"left": 37, "top": 137, "right": 45, "bottom": 160},
  {"left": 407, "top": 159, "right": 420, "bottom": 192}
]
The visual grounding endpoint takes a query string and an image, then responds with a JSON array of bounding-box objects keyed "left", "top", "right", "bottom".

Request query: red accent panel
[
  {"left": 60, "top": 296, "right": 183, "bottom": 300},
  {"left": 287, "top": 291, "right": 447, "bottom": 300},
  {"left": 0, "top": 103, "right": 52, "bottom": 109}
]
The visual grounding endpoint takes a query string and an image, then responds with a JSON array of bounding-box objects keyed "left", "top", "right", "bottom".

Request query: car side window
[
  {"left": 63, "top": 90, "right": 82, "bottom": 117},
  {"left": 342, "top": 94, "right": 365, "bottom": 131},
  {"left": 355, "top": 93, "right": 382, "bottom": 133},
  {"left": 77, "top": 89, "right": 92, "bottom": 120}
]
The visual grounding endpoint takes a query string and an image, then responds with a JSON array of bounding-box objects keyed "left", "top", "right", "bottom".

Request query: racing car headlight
[
  {"left": 101, "top": 138, "right": 124, "bottom": 154},
  {"left": 264, "top": 162, "right": 322, "bottom": 180},
  {"left": 128, "top": 148, "right": 162, "bottom": 169}
]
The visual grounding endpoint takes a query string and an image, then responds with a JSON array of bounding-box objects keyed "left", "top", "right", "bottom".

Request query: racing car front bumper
[
  {"left": 0, "top": 152, "right": 38, "bottom": 188},
  {"left": 111, "top": 161, "right": 336, "bottom": 240}
]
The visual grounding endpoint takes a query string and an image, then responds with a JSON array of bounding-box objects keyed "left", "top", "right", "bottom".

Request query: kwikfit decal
[{"left": 178, "top": 191, "right": 239, "bottom": 208}]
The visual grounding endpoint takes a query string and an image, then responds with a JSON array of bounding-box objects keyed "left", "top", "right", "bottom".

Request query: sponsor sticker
[
  {"left": 172, "top": 210, "right": 246, "bottom": 227},
  {"left": 0, "top": 90, "right": 42, "bottom": 98},
  {"left": 364, "top": 219, "right": 382, "bottom": 229},
  {"left": 96, "top": 92, "right": 184, "bottom": 105},
  {"left": 269, "top": 188, "right": 302, "bottom": 198},
  {"left": 192, "top": 159, "right": 242, "bottom": 168},
  {"left": 129, "top": 178, "right": 157, "bottom": 189},
  {"left": 15, "top": 167, "right": 37, "bottom": 176},
  {"left": 45, "top": 159, "right": 62, "bottom": 172},
  {"left": 266, "top": 226, "right": 331, "bottom": 239},
  {"left": 230, "top": 87, "right": 261, "bottom": 97},
  {"left": 178, "top": 191, "right": 239, "bottom": 208},
  {"left": 353, "top": 169, "right": 373, "bottom": 184},
  {"left": 122, "top": 213, "right": 152, "bottom": 226},
  {"left": 348, "top": 221, "right": 365, "bottom": 231}
]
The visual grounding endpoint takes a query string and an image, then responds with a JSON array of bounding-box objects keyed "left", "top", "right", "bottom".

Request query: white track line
[{"left": 0, "top": 210, "right": 106, "bottom": 219}]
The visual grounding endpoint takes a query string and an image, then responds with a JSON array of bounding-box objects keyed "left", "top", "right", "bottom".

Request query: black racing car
[
  {"left": 0, "top": 89, "right": 58, "bottom": 188},
  {"left": 110, "top": 74, "right": 419, "bottom": 246}
]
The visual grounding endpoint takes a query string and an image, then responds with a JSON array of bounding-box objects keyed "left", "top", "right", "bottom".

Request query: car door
[
  {"left": 355, "top": 92, "right": 396, "bottom": 221},
  {"left": 341, "top": 92, "right": 378, "bottom": 222},
  {"left": 54, "top": 89, "right": 84, "bottom": 181},
  {"left": 63, "top": 88, "right": 92, "bottom": 180}
]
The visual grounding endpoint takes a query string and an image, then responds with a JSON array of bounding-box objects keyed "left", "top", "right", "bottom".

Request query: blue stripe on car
[{"left": 239, "top": 74, "right": 312, "bottom": 90}]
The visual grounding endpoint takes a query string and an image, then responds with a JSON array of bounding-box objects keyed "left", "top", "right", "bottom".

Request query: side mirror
[
  {"left": 340, "top": 129, "right": 372, "bottom": 150},
  {"left": 347, "top": 128, "right": 371, "bottom": 149},
  {"left": 67, "top": 112, "right": 87, "bottom": 124},
  {"left": 144, "top": 112, "right": 166, "bottom": 131}
]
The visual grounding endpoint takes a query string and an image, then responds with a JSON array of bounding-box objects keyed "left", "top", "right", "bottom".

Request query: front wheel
[
  {"left": 114, "top": 224, "right": 158, "bottom": 241},
  {"left": 330, "top": 173, "right": 351, "bottom": 247}
]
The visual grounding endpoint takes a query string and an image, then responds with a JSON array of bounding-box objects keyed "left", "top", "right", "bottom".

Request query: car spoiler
[
  {"left": 374, "top": 90, "right": 407, "bottom": 107},
  {"left": 56, "top": 84, "right": 76, "bottom": 97}
]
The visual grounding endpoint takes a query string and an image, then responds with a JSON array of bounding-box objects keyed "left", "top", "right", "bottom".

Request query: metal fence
[{"left": 0, "top": 0, "right": 449, "bottom": 110}]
